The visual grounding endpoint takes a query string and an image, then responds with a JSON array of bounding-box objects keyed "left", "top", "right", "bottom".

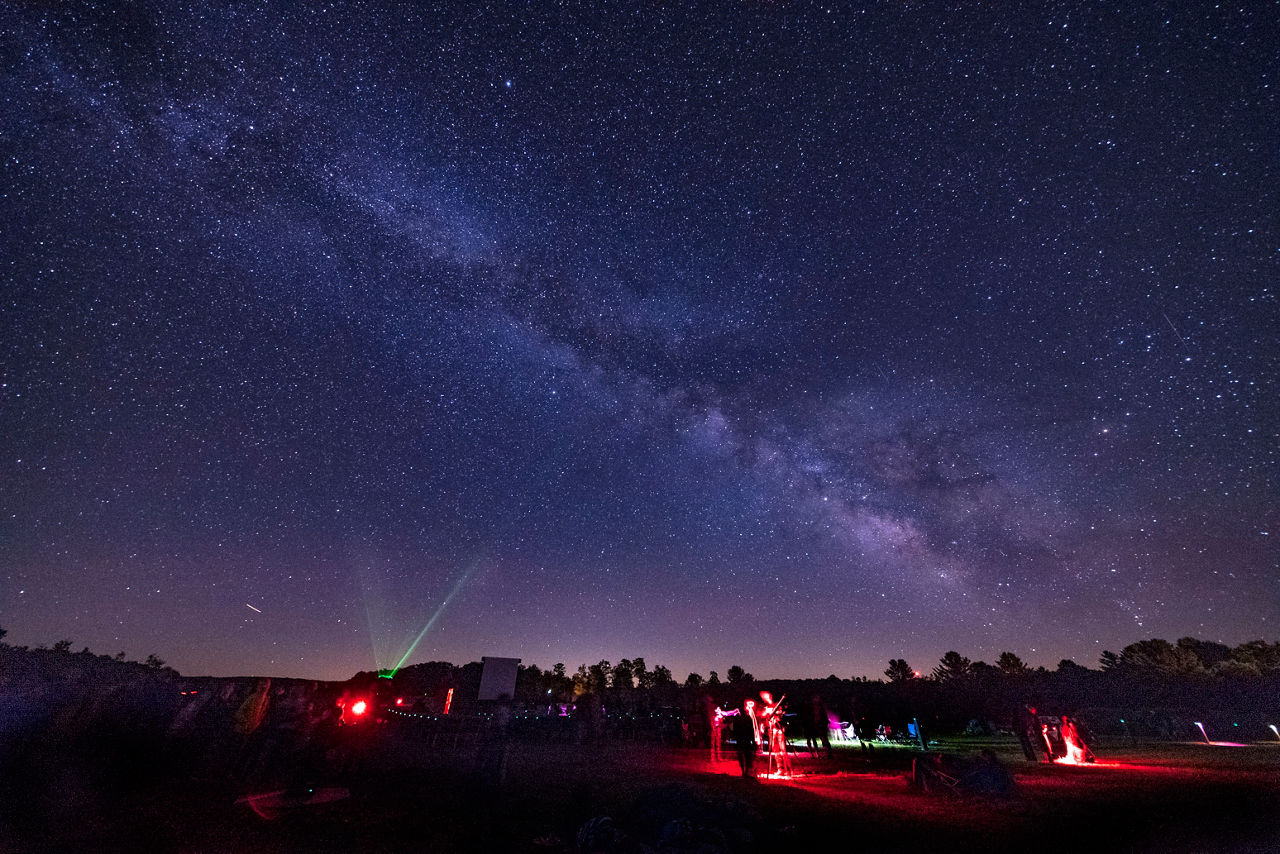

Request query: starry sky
[{"left": 2, "top": 2, "right": 1276, "bottom": 681}]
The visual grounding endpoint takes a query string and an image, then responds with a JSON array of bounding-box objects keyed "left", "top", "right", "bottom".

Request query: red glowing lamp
[{"left": 351, "top": 700, "right": 368, "bottom": 716}]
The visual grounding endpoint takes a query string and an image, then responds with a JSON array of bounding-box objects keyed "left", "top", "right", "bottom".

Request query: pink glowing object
[{"left": 1194, "top": 721, "right": 1210, "bottom": 744}]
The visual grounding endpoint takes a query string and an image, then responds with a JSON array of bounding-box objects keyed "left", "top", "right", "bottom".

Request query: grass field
[{"left": 7, "top": 735, "right": 1279, "bottom": 852}]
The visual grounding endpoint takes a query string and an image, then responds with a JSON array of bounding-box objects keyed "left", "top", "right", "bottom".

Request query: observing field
[{"left": 8, "top": 734, "right": 1278, "bottom": 853}]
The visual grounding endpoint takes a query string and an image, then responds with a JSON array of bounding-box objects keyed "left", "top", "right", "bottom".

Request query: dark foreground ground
[{"left": 4, "top": 734, "right": 1278, "bottom": 853}]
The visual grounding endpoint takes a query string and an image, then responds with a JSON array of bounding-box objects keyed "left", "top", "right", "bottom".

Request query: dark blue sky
[{"left": 2, "top": 2, "right": 1275, "bottom": 680}]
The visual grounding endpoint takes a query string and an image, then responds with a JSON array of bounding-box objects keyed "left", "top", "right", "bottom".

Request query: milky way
[{"left": 2, "top": 2, "right": 1275, "bottom": 680}]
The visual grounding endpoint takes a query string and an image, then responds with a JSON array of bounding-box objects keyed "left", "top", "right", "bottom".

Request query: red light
[
  {"left": 351, "top": 700, "right": 368, "bottom": 716},
  {"left": 396, "top": 698, "right": 404, "bottom": 705}
]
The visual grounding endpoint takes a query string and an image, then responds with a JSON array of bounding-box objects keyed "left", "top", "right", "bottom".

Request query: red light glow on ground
[{"left": 1053, "top": 757, "right": 1123, "bottom": 767}]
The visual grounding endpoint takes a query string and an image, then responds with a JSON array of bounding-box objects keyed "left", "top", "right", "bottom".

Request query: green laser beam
[
  {"left": 386, "top": 562, "right": 478, "bottom": 675},
  {"left": 359, "top": 574, "right": 384, "bottom": 670}
]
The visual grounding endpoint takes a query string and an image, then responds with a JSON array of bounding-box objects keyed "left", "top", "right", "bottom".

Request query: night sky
[{"left": 2, "top": 2, "right": 1276, "bottom": 682}]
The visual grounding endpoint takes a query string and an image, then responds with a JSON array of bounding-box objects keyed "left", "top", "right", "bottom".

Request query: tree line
[
  {"left": 0, "top": 627, "right": 172, "bottom": 672},
  {"left": 885, "top": 637, "right": 1280, "bottom": 684},
  {"left": 7, "top": 624, "right": 1277, "bottom": 738},
  {"left": 487, "top": 636, "right": 1280, "bottom": 701}
]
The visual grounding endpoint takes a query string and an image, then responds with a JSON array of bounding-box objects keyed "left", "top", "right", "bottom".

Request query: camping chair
[{"left": 911, "top": 755, "right": 961, "bottom": 794}]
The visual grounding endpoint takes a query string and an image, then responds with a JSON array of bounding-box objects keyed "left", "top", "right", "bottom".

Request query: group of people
[
  {"left": 711, "top": 691, "right": 797, "bottom": 778},
  {"left": 704, "top": 695, "right": 1098, "bottom": 780},
  {"left": 1016, "top": 704, "right": 1096, "bottom": 763}
]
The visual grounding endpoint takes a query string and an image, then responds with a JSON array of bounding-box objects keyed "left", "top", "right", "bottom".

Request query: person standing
[
  {"left": 1015, "top": 704, "right": 1040, "bottom": 762},
  {"left": 731, "top": 702, "right": 756, "bottom": 778},
  {"left": 758, "top": 692, "right": 792, "bottom": 776},
  {"left": 810, "top": 694, "right": 834, "bottom": 758},
  {"left": 703, "top": 694, "right": 723, "bottom": 762}
]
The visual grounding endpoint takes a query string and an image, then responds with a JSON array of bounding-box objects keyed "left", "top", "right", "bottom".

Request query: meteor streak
[{"left": 245, "top": 603, "right": 262, "bottom": 613}]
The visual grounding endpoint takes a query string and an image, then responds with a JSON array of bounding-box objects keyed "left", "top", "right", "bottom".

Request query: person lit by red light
[
  {"left": 759, "top": 691, "right": 792, "bottom": 776},
  {"left": 744, "top": 699, "right": 760, "bottom": 747},
  {"left": 1040, "top": 721, "right": 1057, "bottom": 761},
  {"left": 1061, "top": 715, "right": 1095, "bottom": 763}
]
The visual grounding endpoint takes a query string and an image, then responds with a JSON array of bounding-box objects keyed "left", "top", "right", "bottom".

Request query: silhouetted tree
[
  {"left": 52, "top": 639, "right": 72, "bottom": 653},
  {"left": 1229, "top": 640, "right": 1280, "bottom": 670},
  {"left": 612, "top": 659, "right": 635, "bottom": 689},
  {"left": 932, "top": 651, "right": 972, "bottom": 682},
  {"left": 145, "top": 653, "right": 166, "bottom": 669},
  {"left": 548, "top": 662, "right": 571, "bottom": 696},
  {"left": 884, "top": 658, "right": 915, "bottom": 682},
  {"left": 1213, "top": 659, "right": 1262, "bottom": 678},
  {"left": 1177, "top": 637, "right": 1231, "bottom": 670},
  {"left": 996, "top": 651, "right": 1028, "bottom": 676},
  {"left": 707, "top": 670, "right": 720, "bottom": 685},
  {"left": 632, "top": 657, "right": 651, "bottom": 689},
  {"left": 970, "top": 660, "right": 999, "bottom": 681},
  {"left": 516, "top": 664, "right": 544, "bottom": 701},
  {"left": 588, "top": 660, "right": 611, "bottom": 692},
  {"left": 684, "top": 672, "right": 704, "bottom": 688},
  {"left": 1119, "top": 639, "right": 1202, "bottom": 674},
  {"left": 726, "top": 665, "right": 753, "bottom": 684},
  {"left": 650, "top": 664, "right": 674, "bottom": 687},
  {"left": 1099, "top": 650, "right": 1120, "bottom": 670}
]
